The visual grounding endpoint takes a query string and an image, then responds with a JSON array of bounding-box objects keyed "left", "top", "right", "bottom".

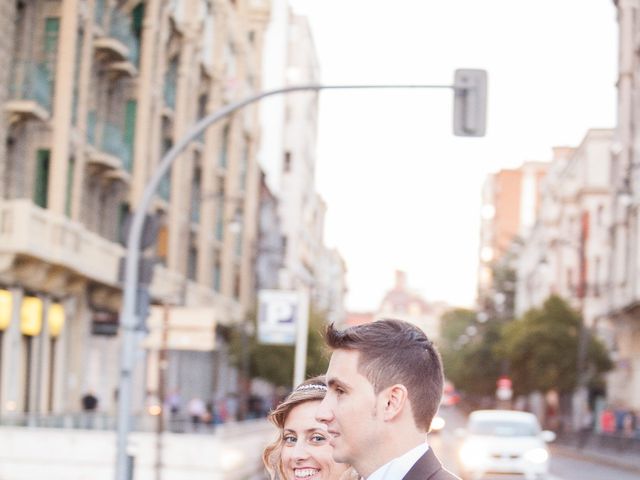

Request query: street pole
[
  {"left": 114, "top": 80, "right": 471, "bottom": 480},
  {"left": 293, "top": 290, "right": 309, "bottom": 388},
  {"left": 574, "top": 213, "right": 589, "bottom": 431},
  {"left": 154, "top": 303, "right": 170, "bottom": 480}
]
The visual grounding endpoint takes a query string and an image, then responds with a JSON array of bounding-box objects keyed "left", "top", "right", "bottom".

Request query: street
[{"left": 431, "top": 407, "right": 639, "bottom": 480}]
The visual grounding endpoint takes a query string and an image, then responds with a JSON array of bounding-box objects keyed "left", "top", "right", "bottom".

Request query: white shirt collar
[{"left": 366, "top": 443, "right": 429, "bottom": 480}]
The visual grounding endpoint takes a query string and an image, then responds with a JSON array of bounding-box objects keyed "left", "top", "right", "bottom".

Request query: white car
[{"left": 456, "top": 410, "right": 556, "bottom": 480}]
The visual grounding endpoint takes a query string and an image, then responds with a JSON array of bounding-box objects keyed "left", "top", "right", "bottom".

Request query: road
[{"left": 432, "top": 406, "right": 639, "bottom": 480}]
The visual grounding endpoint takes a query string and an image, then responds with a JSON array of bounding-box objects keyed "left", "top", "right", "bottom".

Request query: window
[
  {"left": 132, "top": 3, "right": 145, "bottom": 40},
  {"left": 283, "top": 151, "right": 291, "bottom": 172},
  {"left": 596, "top": 204, "right": 604, "bottom": 227},
  {"left": 164, "top": 57, "right": 178, "bottom": 109},
  {"left": 118, "top": 203, "right": 130, "bottom": 243},
  {"left": 239, "top": 137, "right": 249, "bottom": 190},
  {"left": 594, "top": 256, "right": 601, "bottom": 297},
  {"left": 156, "top": 225, "right": 168, "bottom": 265},
  {"left": 190, "top": 166, "right": 201, "bottom": 223},
  {"left": 123, "top": 100, "right": 137, "bottom": 172},
  {"left": 233, "top": 271, "right": 240, "bottom": 299},
  {"left": 187, "top": 246, "right": 197, "bottom": 281},
  {"left": 212, "top": 259, "right": 221, "bottom": 291},
  {"left": 43, "top": 18, "right": 60, "bottom": 92},
  {"left": 566, "top": 267, "right": 573, "bottom": 292},
  {"left": 219, "top": 124, "right": 230, "bottom": 168},
  {"left": 215, "top": 190, "right": 225, "bottom": 241},
  {"left": 65, "top": 156, "right": 75, "bottom": 217},
  {"left": 34, "top": 149, "right": 50, "bottom": 208},
  {"left": 72, "top": 27, "right": 83, "bottom": 125}
]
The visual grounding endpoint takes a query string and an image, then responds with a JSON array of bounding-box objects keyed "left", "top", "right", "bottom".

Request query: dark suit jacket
[{"left": 403, "top": 448, "right": 460, "bottom": 480}]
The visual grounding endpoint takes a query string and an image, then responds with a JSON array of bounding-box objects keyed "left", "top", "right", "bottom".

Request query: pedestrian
[
  {"left": 80, "top": 390, "right": 99, "bottom": 429},
  {"left": 187, "top": 396, "right": 206, "bottom": 428},
  {"left": 316, "top": 319, "right": 459, "bottom": 480},
  {"left": 262, "top": 376, "right": 358, "bottom": 480},
  {"left": 81, "top": 391, "right": 98, "bottom": 412},
  {"left": 166, "top": 389, "right": 182, "bottom": 416},
  {"left": 600, "top": 408, "right": 615, "bottom": 434}
]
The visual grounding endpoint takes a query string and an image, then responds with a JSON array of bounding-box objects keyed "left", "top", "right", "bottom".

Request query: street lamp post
[{"left": 115, "top": 75, "right": 486, "bottom": 480}]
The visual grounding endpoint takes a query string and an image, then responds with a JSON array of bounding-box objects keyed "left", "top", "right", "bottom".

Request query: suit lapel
[{"left": 402, "top": 448, "right": 442, "bottom": 480}]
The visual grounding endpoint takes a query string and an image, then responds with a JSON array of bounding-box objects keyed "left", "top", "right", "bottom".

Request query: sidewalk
[{"left": 551, "top": 434, "right": 640, "bottom": 474}]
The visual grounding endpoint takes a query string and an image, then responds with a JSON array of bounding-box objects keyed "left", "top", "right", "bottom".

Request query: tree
[
  {"left": 496, "top": 295, "right": 612, "bottom": 396},
  {"left": 439, "top": 308, "right": 503, "bottom": 398},
  {"left": 440, "top": 308, "right": 476, "bottom": 345},
  {"left": 229, "top": 307, "right": 331, "bottom": 388}
]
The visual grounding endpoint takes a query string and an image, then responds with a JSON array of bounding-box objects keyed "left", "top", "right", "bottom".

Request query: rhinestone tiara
[{"left": 295, "top": 384, "right": 327, "bottom": 392}]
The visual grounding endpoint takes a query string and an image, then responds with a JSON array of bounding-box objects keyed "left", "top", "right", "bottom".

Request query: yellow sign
[
  {"left": 21, "top": 296, "right": 43, "bottom": 337},
  {"left": 0, "top": 289, "right": 12, "bottom": 331},
  {"left": 48, "top": 303, "right": 65, "bottom": 338}
]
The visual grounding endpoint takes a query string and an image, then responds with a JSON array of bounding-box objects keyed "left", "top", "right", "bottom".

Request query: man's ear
[{"left": 381, "top": 384, "right": 408, "bottom": 421}]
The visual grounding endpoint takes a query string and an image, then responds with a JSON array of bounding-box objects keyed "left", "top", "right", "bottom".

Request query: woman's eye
[{"left": 283, "top": 435, "right": 297, "bottom": 445}]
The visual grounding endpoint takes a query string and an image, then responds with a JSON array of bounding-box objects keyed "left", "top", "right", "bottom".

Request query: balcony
[
  {"left": 94, "top": 8, "right": 139, "bottom": 75},
  {"left": 0, "top": 199, "right": 123, "bottom": 289},
  {"left": 5, "top": 61, "right": 51, "bottom": 122},
  {"left": 148, "top": 265, "right": 242, "bottom": 324},
  {"left": 86, "top": 115, "right": 132, "bottom": 178}
]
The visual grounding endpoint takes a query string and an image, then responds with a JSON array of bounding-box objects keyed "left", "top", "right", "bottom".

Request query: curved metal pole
[{"left": 115, "top": 82, "right": 453, "bottom": 480}]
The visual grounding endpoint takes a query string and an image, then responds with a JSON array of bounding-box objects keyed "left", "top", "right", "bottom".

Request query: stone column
[
  {"left": 48, "top": 0, "right": 79, "bottom": 213},
  {"left": 0, "top": 287, "right": 23, "bottom": 415}
]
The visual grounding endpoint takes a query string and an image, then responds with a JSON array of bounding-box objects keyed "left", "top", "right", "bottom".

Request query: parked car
[{"left": 456, "top": 409, "right": 556, "bottom": 480}]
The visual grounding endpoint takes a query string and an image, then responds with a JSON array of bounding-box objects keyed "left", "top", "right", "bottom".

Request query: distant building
[
  {"left": 314, "top": 248, "right": 348, "bottom": 325},
  {"left": 515, "top": 131, "right": 613, "bottom": 325},
  {"left": 256, "top": 172, "right": 285, "bottom": 291},
  {"left": 258, "top": 3, "right": 347, "bottom": 320},
  {"left": 375, "top": 270, "right": 445, "bottom": 342},
  {"left": 344, "top": 312, "right": 374, "bottom": 327},
  {"left": 478, "top": 161, "right": 549, "bottom": 308}
]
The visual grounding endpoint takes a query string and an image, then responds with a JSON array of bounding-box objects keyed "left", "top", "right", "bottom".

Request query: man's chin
[{"left": 331, "top": 447, "right": 350, "bottom": 465}]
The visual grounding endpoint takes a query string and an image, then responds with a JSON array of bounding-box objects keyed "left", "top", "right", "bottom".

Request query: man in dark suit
[{"left": 316, "top": 319, "right": 459, "bottom": 479}]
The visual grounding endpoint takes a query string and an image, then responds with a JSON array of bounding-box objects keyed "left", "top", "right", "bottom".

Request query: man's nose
[{"left": 315, "top": 396, "right": 333, "bottom": 424}]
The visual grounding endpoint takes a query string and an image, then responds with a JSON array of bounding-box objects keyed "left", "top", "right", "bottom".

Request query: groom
[{"left": 316, "top": 319, "right": 459, "bottom": 480}]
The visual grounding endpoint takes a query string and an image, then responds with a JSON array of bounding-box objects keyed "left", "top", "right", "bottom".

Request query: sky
[{"left": 288, "top": 0, "right": 618, "bottom": 312}]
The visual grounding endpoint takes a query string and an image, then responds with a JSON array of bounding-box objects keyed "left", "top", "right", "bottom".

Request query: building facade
[
  {"left": 0, "top": 0, "right": 271, "bottom": 420},
  {"left": 258, "top": 2, "right": 347, "bottom": 319},
  {"left": 606, "top": 0, "right": 640, "bottom": 410},
  {"left": 515, "top": 130, "right": 613, "bottom": 330},
  {"left": 478, "top": 161, "right": 549, "bottom": 308}
]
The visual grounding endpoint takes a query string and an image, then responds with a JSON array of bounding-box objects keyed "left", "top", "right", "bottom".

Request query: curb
[{"left": 550, "top": 444, "right": 640, "bottom": 474}]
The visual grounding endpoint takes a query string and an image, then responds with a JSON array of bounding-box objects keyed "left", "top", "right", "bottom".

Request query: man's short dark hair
[{"left": 325, "top": 318, "right": 443, "bottom": 431}]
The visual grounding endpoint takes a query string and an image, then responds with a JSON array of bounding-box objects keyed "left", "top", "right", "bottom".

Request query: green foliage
[
  {"left": 440, "top": 308, "right": 476, "bottom": 344},
  {"left": 229, "top": 307, "right": 331, "bottom": 388},
  {"left": 439, "top": 308, "right": 503, "bottom": 397},
  {"left": 497, "top": 295, "right": 612, "bottom": 395}
]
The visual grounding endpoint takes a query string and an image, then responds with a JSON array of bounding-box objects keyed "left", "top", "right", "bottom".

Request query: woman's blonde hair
[{"left": 262, "top": 376, "right": 329, "bottom": 479}]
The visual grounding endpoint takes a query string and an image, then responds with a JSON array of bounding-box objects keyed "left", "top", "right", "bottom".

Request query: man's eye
[
  {"left": 335, "top": 387, "right": 345, "bottom": 396},
  {"left": 311, "top": 434, "right": 327, "bottom": 443},
  {"left": 310, "top": 434, "right": 327, "bottom": 443},
  {"left": 283, "top": 435, "right": 297, "bottom": 445}
]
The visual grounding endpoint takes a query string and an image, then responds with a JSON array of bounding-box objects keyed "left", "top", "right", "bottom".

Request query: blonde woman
[{"left": 263, "top": 376, "right": 359, "bottom": 480}]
